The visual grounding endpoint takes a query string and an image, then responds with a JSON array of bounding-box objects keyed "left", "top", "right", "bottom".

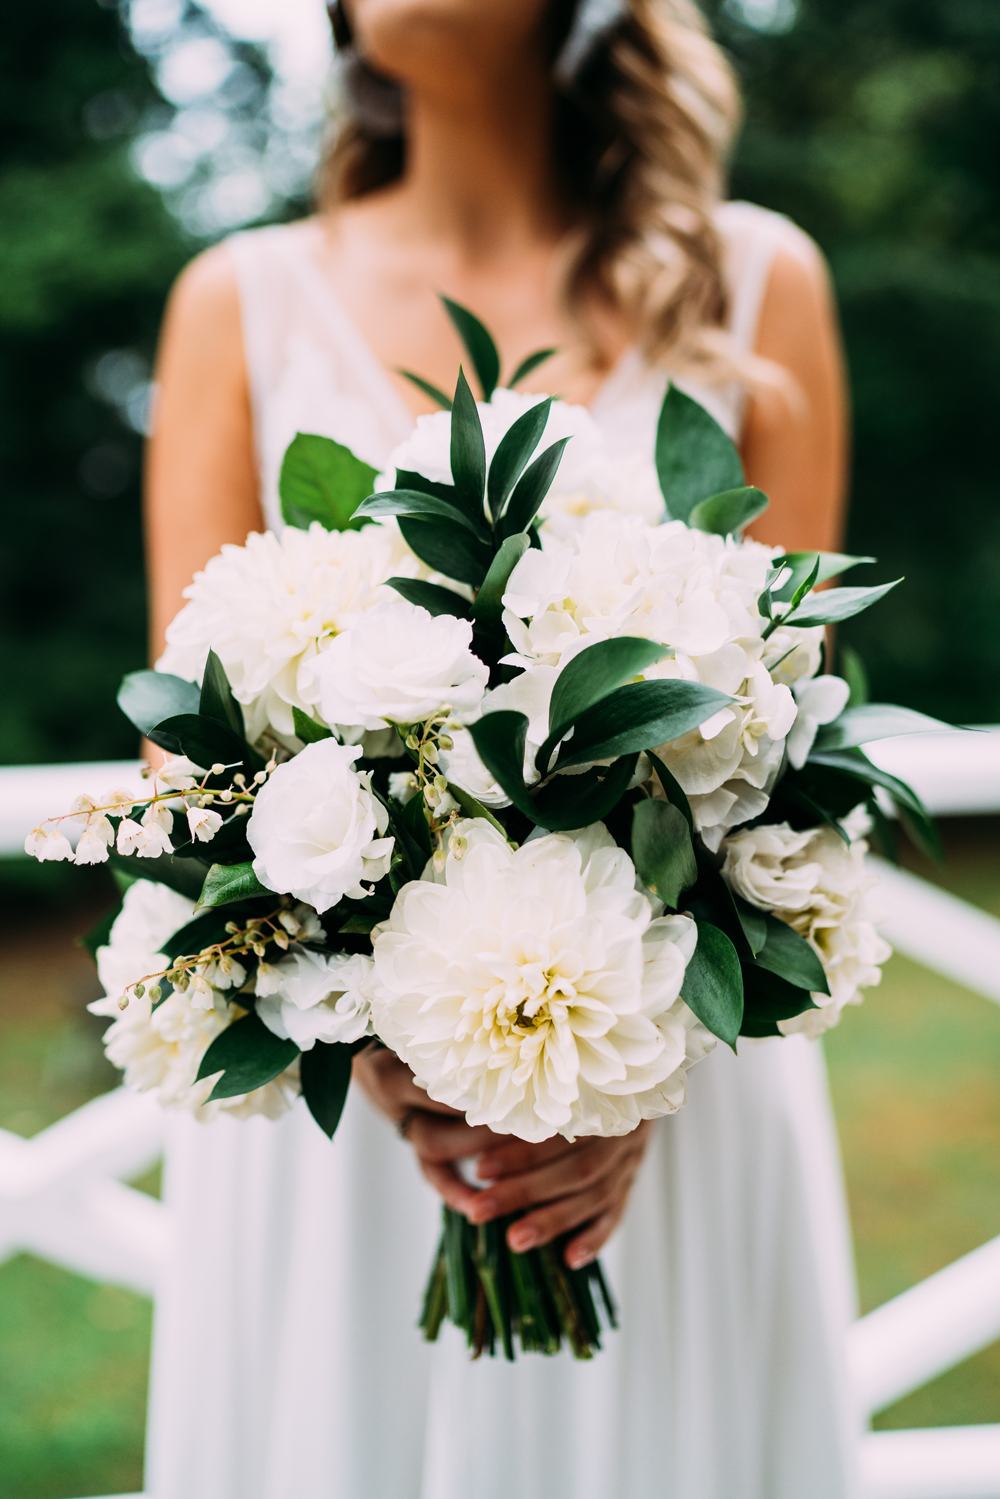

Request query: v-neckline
[{"left": 291, "top": 219, "right": 643, "bottom": 431}]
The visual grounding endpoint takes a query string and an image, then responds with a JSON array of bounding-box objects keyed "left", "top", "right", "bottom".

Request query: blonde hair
[{"left": 319, "top": 0, "right": 742, "bottom": 373}]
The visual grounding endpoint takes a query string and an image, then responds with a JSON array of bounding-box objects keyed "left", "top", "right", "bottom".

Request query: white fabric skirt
[{"left": 145, "top": 1036, "right": 861, "bottom": 1499}]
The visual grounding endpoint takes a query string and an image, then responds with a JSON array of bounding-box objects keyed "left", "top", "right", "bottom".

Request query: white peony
[
  {"left": 255, "top": 949, "right": 375, "bottom": 1050},
  {"left": 247, "top": 738, "right": 393, "bottom": 913},
  {"left": 89, "top": 880, "right": 295, "bottom": 1118},
  {"left": 157, "top": 522, "right": 418, "bottom": 742},
  {"left": 309, "top": 598, "right": 488, "bottom": 732},
  {"left": 376, "top": 387, "right": 664, "bottom": 532},
  {"left": 721, "top": 813, "right": 891, "bottom": 1036},
  {"left": 371, "top": 820, "right": 712, "bottom": 1141}
]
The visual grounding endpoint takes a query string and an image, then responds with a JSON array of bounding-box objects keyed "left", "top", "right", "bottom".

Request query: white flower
[
  {"left": 371, "top": 820, "right": 711, "bottom": 1141},
  {"left": 89, "top": 880, "right": 296, "bottom": 1118},
  {"left": 377, "top": 388, "right": 663, "bottom": 534},
  {"left": 154, "top": 756, "right": 203, "bottom": 793},
  {"left": 74, "top": 820, "right": 113, "bottom": 865},
  {"left": 157, "top": 522, "right": 419, "bottom": 742},
  {"left": 24, "top": 825, "right": 74, "bottom": 862},
  {"left": 256, "top": 949, "right": 374, "bottom": 1050},
  {"left": 785, "top": 674, "right": 850, "bottom": 769},
  {"left": 309, "top": 598, "right": 488, "bottom": 733},
  {"left": 247, "top": 738, "right": 393, "bottom": 913},
  {"left": 186, "top": 805, "right": 223, "bottom": 843},
  {"left": 721, "top": 817, "right": 891, "bottom": 1036}
]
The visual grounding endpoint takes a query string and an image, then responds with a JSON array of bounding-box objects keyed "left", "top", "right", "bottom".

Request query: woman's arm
[
  {"left": 145, "top": 243, "right": 261, "bottom": 660},
  {"left": 742, "top": 229, "right": 849, "bottom": 554}
]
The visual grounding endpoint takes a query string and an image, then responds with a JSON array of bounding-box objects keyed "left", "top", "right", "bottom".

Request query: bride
[{"left": 144, "top": 2, "right": 859, "bottom": 1495}]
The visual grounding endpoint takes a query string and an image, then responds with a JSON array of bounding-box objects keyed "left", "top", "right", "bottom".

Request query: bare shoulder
[
  {"left": 754, "top": 219, "right": 837, "bottom": 360},
  {"left": 162, "top": 240, "right": 242, "bottom": 350}
]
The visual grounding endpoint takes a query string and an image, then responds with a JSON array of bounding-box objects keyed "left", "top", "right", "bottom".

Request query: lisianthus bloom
[
  {"left": 247, "top": 738, "right": 393, "bottom": 913},
  {"left": 89, "top": 880, "right": 295, "bottom": 1118},
  {"left": 157, "top": 522, "right": 418, "bottom": 742},
  {"left": 371, "top": 820, "right": 712, "bottom": 1141},
  {"left": 255, "top": 949, "right": 375, "bottom": 1050},
  {"left": 721, "top": 811, "right": 891, "bottom": 1036}
]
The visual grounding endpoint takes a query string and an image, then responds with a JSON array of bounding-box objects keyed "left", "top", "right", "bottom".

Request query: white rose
[
  {"left": 371, "top": 820, "right": 711, "bottom": 1141},
  {"left": 721, "top": 818, "right": 891, "bottom": 1036},
  {"left": 247, "top": 738, "right": 394, "bottom": 913},
  {"left": 89, "top": 880, "right": 295, "bottom": 1118},
  {"left": 310, "top": 598, "right": 488, "bottom": 732},
  {"left": 255, "top": 949, "right": 374, "bottom": 1050},
  {"left": 157, "top": 522, "right": 419, "bottom": 742}
]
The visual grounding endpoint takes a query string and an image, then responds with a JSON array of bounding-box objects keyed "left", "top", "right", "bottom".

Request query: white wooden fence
[{"left": 2, "top": 732, "right": 999, "bottom": 1499}]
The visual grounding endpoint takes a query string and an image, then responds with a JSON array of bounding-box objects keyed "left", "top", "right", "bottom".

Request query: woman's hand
[{"left": 466, "top": 1126, "right": 651, "bottom": 1269}]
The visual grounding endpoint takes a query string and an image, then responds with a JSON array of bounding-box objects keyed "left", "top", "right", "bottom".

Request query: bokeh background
[{"left": 1, "top": 1, "right": 998, "bottom": 1494}]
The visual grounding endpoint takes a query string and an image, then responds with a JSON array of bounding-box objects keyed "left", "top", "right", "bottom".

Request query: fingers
[
  {"left": 563, "top": 1204, "right": 623, "bottom": 1270},
  {"left": 474, "top": 1135, "right": 573, "bottom": 1182},
  {"left": 467, "top": 1141, "right": 610, "bottom": 1223},
  {"left": 418, "top": 1158, "right": 482, "bottom": 1218},
  {"left": 407, "top": 1111, "right": 500, "bottom": 1165},
  {"left": 505, "top": 1180, "right": 619, "bottom": 1253}
]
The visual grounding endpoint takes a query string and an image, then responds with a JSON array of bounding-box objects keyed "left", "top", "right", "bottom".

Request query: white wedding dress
[{"left": 145, "top": 202, "right": 862, "bottom": 1499}]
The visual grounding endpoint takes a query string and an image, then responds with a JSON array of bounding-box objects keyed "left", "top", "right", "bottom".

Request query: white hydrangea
[
  {"left": 371, "top": 820, "right": 712, "bottom": 1141},
  {"left": 376, "top": 388, "right": 663, "bottom": 532},
  {"left": 721, "top": 812, "right": 891, "bottom": 1037},
  {"left": 309, "top": 598, "right": 488, "bottom": 733},
  {"left": 89, "top": 880, "right": 295, "bottom": 1118},
  {"left": 502, "top": 511, "right": 802, "bottom": 848},
  {"left": 247, "top": 738, "right": 394, "bottom": 913},
  {"left": 157, "top": 522, "right": 419, "bottom": 743},
  {"left": 255, "top": 949, "right": 375, "bottom": 1050}
]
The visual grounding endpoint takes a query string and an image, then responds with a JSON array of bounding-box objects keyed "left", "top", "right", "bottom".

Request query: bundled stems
[{"left": 419, "top": 1206, "right": 617, "bottom": 1359}]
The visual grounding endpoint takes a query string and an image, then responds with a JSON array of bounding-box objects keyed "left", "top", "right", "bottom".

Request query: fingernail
[
  {"left": 567, "top": 1245, "right": 595, "bottom": 1269},
  {"left": 508, "top": 1225, "right": 538, "bottom": 1251}
]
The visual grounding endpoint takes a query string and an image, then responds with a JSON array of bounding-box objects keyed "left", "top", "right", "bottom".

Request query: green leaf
[
  {"left": 631, "top": 799, "right": 697, "bottom": 907},
  {"left": 279, "top": 432, "right": 377, "bottom": 531},
  {"left": 771, "top": 550, "right": 875, "bottom": 600},
  {"left": 728, "top": 890, "right": 767, "bottom": 957},
  {"left": 741, "top": 965, "right": 818, "bottom": 1032},
  {"left": 108, "top": 850, "right": 208, "bottom": 902},
  {"left": 487, "top": 397, "right": 552, "bottom": 520},
  {"left": 507, "top": 347, "right": 556, "bottom": 388},
  {"left": 682, "top": 922, "right": 744, "bottom": 1047},
  {"left": 300, "top": 1040, "right": 360, "bottom": 1138},
  {"left": 467, "top": 711, "right": 534, "bottom": 818},
  {"left": 118, "top": 670, "right": 200, "bottom": 749},
  {"left": 532, "top": 756, "right": 638, "bottom": 832},
  {"left": 807, "top": 748, "right": 941, "bottom": 859},
  {"left": 442, "top": 297, "right": 501, "bottom": 398},
  {"left": 499, "top": 437, "right": 570, "bottom": 538},
  {"left": 689, "top": 486, "right": 769, "bottom": 535},
  {"left": 198, "top": 1010, "right": 299, "bottom": 1100},
  {"left": 645, "top": 751, "right": 694, "bottom": 831},
  {"left": 199, "top": 860, "right": 270, "bottom": 908},
  {"left": 386, "top": 576, "right": 471, "bottom": 618},
  {"left": 291, "top": 707, "right": 333, "bottom": 744},
  {"left": 445, "top": 781, "right": 508, "bottom": 836},
  {"left": 355, "top": 487, "right": 485, "bottom": 537},
  {"left": 556, "top": 680, "right": 732, "bottom": 769},
  {"left": 398, "top": 369, "right": 452, "bottom": 409},
  {"left": 199, "top": 650, "right": 244, "bottom": 739},
  {"left": 450, "top": 366, "right": 488, "bottom": 513},
  {"left": 655, "top": 385, "right": 744, "bottom": 522},
  {"left": 753, "top": 914, "right": 829, "bottom": 994},
  {"left": 840, "top": 645, "right": 869, "bottom": 708},
  {"left": 788, "top": 578, "right": 902, "bottom": 627},
  {"left": 473, "top": 534, "right": 529, "bottom": 636},
  {"left": 160, "top": 909, "right": 236, "bottom": 963},
  {"left": 154, "top": 713, "right": 260, "bottom": 774},
  {"left": 814, "top": 702, "right": 951, "bottom": 752},
  {"left": 397, "top": 517, "right": 493, "bottom": 588},
  {"left": 538, "top": 637, "right": 671, "bottom": 773}
]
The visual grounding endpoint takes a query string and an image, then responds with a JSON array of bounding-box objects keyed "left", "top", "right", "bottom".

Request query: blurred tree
[{"left": 706, "top": 0, "right": 1000, "bottom": 720}]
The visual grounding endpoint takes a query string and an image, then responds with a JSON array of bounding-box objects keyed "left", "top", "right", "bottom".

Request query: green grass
[{"left": 1, "top": 830, "right": 998, "bottom": 1494}]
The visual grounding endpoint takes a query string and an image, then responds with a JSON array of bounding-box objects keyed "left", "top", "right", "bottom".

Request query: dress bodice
[{"left": 227, "top": 201, "right": 799, "bottom": 530}]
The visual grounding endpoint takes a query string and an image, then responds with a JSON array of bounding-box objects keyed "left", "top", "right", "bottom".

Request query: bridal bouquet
[{"left": 29, "top": 303, "right": 940, "bottom": 1359}]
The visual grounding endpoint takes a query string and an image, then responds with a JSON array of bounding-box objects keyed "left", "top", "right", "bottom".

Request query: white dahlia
[
  {"left": 247, "top": 738, "right": 393, "bottom": 913},
  {"left": 721, "top": 812, "right": 891, "bottom": 1036},
  {"left": 255, "top": 949, "right": 374, "bottom": 1050},
  {"left": 157, "top": 522, "right": 417, "bottom": 742},
  {"left": 370, "top": 820, "right": 711, "bottom": 1141},
  {"left": 376, "top": 387, "right": 663, "bottom": 532},
  {"left": 89, "top": 880, "right": 295, "bottom": 1118},
  {"left": 309, "top": 598, "right": 488, "bottom": 733}
]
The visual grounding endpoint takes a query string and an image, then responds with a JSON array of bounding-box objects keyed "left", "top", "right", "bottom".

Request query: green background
[{"left": 1, "top": 0, "right": 997, "bottom": 1493}]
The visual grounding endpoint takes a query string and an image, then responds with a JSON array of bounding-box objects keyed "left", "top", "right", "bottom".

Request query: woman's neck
[{"left": 393, "top": 64, "right": 570, "bottom": 261}]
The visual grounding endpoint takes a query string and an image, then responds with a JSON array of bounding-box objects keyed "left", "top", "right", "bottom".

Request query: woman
[{"left": 144, "top": 2, "right": 859, "bottom": 1495}]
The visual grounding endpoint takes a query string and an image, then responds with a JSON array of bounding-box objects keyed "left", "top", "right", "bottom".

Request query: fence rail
[{"left": 3, "top": 732, "right": 999, "bottom": 1499}]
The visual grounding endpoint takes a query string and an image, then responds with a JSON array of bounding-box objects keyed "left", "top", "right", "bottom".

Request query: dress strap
[{"left": 717, "top": 199, "right": 800, "bottom": 357}]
